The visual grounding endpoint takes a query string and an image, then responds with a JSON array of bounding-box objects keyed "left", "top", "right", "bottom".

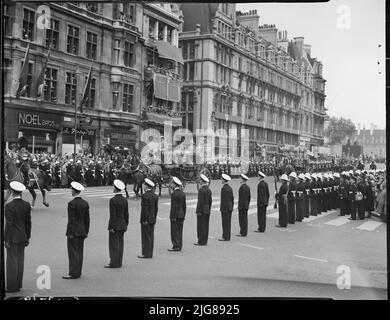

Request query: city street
[{"left": 3, "top": 175, "right": 387, "bottom": 300}]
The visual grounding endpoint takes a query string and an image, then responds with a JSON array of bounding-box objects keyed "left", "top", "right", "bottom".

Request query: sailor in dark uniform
[
  {"left": 105, "top": 179, "right": 129, "bottom": 268},
  {"left": 237, "top": 174, "right": 251, "bottom": 237},
  {"left": 338, "top": 172, "right": 348, "bottom": 216},
  {"left": 334, "top": 172, "right": 340, "bottom": 210},
  {"left": 356, "top": 172, "right": 365, "bottom": 220},
  {"left": 295, "top": 173, "right": 305, "bottom": 222},
  {"left": 287, "top": 172, "right": 297, "bottom": 224},
  {"left": 194, "top": 174, "right": 212, "bottom": 246},
  {"left": 5, "top": 181, "right": 31, "bottom": 293},
  {"left": 364, "top": 174, "right": 375, "bottom": 218},
  {"left": 304, "top": 173, "right": 311, "bottom": 218},
  {"left": 219, "top": 174, "right": 234, "bottom": 241},
  {"left": 168, "top": 177, "right": 186, "bottom": 251},
  {"left": 348, "top": 174, "right": 358, "bottom": 220},
  {"left": 316, "top": 173, "right": 323, "bottom": 215},
  {"left": 275, "top": 174, "right": 289, "bottom": 228},
  {"left": 256, "top": 171, "right": 269, "bottom": 232},
  {"left": 138, "top": 178, "right": 158, "bottom": 258},
  {"left": 63, "top": 182, "right": 90, "bottom": 279},
  {"left": 310, "top": 173, "right": 317, "bottom": 216}
]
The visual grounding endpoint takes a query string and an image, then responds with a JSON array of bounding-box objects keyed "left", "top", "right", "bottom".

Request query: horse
[
  {"left": 131, "top": 160, "right": 163, "bottom": 197},
  {"left": 4, "top": 153, "right": 51, "bottom": 208}
]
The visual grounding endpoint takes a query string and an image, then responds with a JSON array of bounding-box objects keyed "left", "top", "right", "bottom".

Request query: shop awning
[
  {"left": 156, "top": 40, "right": 184, "bottom": 64},
  {"left": 154, "top": 73, "right": 181, "bottom": 102}
]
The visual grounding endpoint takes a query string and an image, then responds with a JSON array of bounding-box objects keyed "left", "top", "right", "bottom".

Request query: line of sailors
[
  {"left": 4, "top": 165, "right": 385, "bottom": 292},
  {"left": 275, "top": 168, "right": 383, "bottom": 227}
]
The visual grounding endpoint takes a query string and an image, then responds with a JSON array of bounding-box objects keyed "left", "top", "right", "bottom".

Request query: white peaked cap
[
  {"left": 71, "top": 181, "right": 84, "bottom": 192},
  {"left": 144, "top": 178, "right": 155, "bottom": 187},
  {"left": 113, "top": 179, "right": 125, "bottom": 191},
  {"left": 10, "top": 181, "right": 26, "bottom": 192},
  {"left": 281, "top": 174, "right": 289, "bottom": 181},
  {"left": 298, "top": 173, "right": 305, "bottom": 180},
  {"left": 221, "top": 173, "right": 231, "bottom": 181},
  {"left": 172, "top": 176, "right": 182, "bottom": 186},
  {"left": 289, "top": 172, "right": 297, "bottom": 179},
  {"left": 240, "top": 174, "right": 249, "bottom": 180},
  {"left": 200, "top": 174, "right": 209, "bottom": 183},
  {"left": 258, "top": 171, "right": 266, "bottom": 178}
]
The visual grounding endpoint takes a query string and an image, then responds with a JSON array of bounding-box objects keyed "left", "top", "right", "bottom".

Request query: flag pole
[{"left": 74, "top": 68, "right": 80, "bottom": 157}]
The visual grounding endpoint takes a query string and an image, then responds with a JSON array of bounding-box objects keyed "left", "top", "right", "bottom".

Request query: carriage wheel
[{"left": 197, "top": 167, "right": 211, "bottom": 191}]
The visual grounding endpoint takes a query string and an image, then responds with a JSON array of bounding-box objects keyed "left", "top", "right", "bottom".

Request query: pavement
[{"left": 3, "top": 175, "right": 387, "bottom": 300}]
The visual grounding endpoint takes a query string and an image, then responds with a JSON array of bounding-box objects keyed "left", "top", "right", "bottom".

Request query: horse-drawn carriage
[{"left": 160, "top": 163, "right": 211, "bottom": 195}]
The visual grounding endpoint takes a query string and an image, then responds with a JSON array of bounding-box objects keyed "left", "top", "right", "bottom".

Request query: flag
[
  {"left": 16, "top": 43, "right": 31, "bottom": 98},
  {"left": 36, "top": 48, "right": 51, "bottom": 98},
  {"left": 80, "top": 61, "right": 93, "bottom": 113}
]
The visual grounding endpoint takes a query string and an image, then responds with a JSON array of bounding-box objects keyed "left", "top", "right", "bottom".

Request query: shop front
[
  {"left": 5, "top": 107, "right": 61, "bottom": 153},
  {"left": 104, "top": 128, "right": 138, "bottom": 154},
  {"left": 62, "top": 126, "right": 96, "bottom": 155}
]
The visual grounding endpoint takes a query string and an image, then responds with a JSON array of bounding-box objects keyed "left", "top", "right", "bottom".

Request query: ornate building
[
  {"left": 178, "top": 4, "right": 327, "bottom": 159},
  {"left": 3, "top": 2, "right": 183, "bottom": 155}
]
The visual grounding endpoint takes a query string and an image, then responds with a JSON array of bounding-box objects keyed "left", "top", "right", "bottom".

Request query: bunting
[{"left": 15, "top": 43, "right": 31, "bottom": 98}]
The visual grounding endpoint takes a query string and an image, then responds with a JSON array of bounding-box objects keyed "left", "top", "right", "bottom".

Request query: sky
[{"left": 237, "top": 0, "right": 386, "bottom": 129}]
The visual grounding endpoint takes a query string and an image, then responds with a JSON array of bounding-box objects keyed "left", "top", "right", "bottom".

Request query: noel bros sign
[{"left": 18, "top": 112, "right": 59, "bottom": 128}]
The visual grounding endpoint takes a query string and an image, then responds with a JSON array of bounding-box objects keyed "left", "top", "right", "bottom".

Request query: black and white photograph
[{"left": 1, "top": 0, "right": 387, "bottom": 304}]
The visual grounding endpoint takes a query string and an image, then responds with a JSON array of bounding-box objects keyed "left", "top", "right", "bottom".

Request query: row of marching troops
[
  {"left": 4, "top": 164, "right": 386, "bottom": 292},
  {"left": 275, "top": 168, "right": 386, "bottom": 227}
]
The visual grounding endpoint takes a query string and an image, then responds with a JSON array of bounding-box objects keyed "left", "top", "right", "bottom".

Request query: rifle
[{"left": 273, "top": 166, "right": 278, "bottom": 209}]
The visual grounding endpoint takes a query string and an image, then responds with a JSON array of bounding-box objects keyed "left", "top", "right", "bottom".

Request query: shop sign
[
  {"left": 18, "top": 112, "right": 60, "bottom": 129},
  {"left": 63, "top": 127, "right": 95, "bottom": 136}
]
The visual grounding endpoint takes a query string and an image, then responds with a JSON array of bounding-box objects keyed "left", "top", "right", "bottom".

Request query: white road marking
[
  {"left": 236, "top": 243, "right": 264, "bottom": 250},
  {"left": 266, "top": 211, "right": 279, "bottom": 218},
  {"left": 324, "top": 215, "right": 350, "bottom": 226},
  {"left": 157, "top": 216, "right": 167, "bottom": 220},
  {"left": 293, "top": 254, "right": 328, "bottom": 263},
  {"left": 356, "top": 221, "right": 384, "bottom": 231},
  {"left": 208, "top": 236, "right": 215, "bottom": 239}
]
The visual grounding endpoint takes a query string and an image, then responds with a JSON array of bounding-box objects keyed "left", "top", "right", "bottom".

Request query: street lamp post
[{"left": 74, "top": 68, "right": 81, "bottom": 157}]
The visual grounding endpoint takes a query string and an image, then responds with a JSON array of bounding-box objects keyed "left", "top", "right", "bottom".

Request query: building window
[
  {"left": 23, "top": 63, "right": 34, "bottom": 97},
  {"left": 67, "top": 25, "right": 79, "bottom": 55},
  {"left": 123, "top": 3, "right": 135, "bottom": 23},
  {"left": 43, "top": 68, "right": 57, "bottom": 102},
  {"left": 4, "top": 4, "right": 11, "bottom": 35},
  {"left": 181, "top": 92, "right": 194, "bottom": 131},
  {"left": 86, "top": 31, "right": 97, "bottom": 59},
  {"left": 46, "top": 19, "right": 60, "bottom": 49},
  {"left": 124, "top": 41, "right": 135, "bottom": 67},
  {"left": 112, "top": 82, "right": 120, "bottom": 110},
  {"left": 184, "top": 62, "right": 195, "bottom": 81},
  {"left": 85, "top": 78, "right": 96, "bottom": 109},
  {"left": 23, "top": 8, "right": 35, "bottom": 40},
  {"left": 237, "top": 100, "right": 242, "bottom": 117},
  {"left": 114, "top": 39, "right": 120, "bottom": 64},
  {"left": 123, "top": 83, "right": 134, "bottom": 112},
  {"left": 65, "top": 72, "right": 77, "bottom": 105}
]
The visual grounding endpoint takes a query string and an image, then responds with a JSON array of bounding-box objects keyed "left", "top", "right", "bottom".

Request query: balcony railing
[{"left": 144, "top": 65, "right": 181, "bottom": 81}]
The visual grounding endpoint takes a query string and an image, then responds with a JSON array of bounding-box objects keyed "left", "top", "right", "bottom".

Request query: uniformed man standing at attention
[
  {"left": 168, "top": 177, "right": 186, "bottom": 251},
  {"left": 348, "top": 174, "right": 358, "bottom": 220},
  {"left": 63, "top": 182, "right": 90, "bottom": 279},
  {"left": 195, "top": 174, "right": 212, "bottom": 246},
  {"left": 338, "top": 173, "right": 348, "bottom": 216},
  {"left": 139, "top": 178, "right": 158, "bottom": 258},
  {"left": 275, "top": 174, "right": 289, "bottom": 228},
  {"left": 5, "top": 181, "right": 31, "bottom": 293},
  {"left": 237, "top": 173, "right": 251, "bottom": 237},
  {"left": 304, "top": 173, "right": 311, "bottom": 219},
  {"left": 219, "top": 174, "right": 234, "bottom": 241},
  {"left": 105, "top": 179, "right": 129, "bottom": 268},
  {"left": 310, "top": 173, "right": 317, "bottom": 216},
  {"left": 256, "top": 171, "right": 269, "bottom": 232},
  {"left": 287, "top": 172, "right": 297, "bottom": 224},
  {"left": 295, "top": 173, "right": 305, "bottom": 222}
]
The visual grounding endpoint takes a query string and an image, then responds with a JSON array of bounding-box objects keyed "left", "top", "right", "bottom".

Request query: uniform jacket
[
  {"left": 109, "top": 194, "right": 129, "bottom": 231},
  {"left": 140, "top": 190, "right": 158, "bottom": 224},
  {"left": 196, "top": 185, "right": 212, "bottom": 215},
  {"left": 5, "top": 198, "right": 32, "bottom": 244},
  {"left": 288, "top": 180, "right": 297, "bottom": 201},
  {"left": 348, "top": 182, "right": 357, "bottom": 201},
  {"left": 339, "top": 181, "right": 348, "bottom": 199},
  {"left": 257, "top": 180, "right": 270, "bottom": 207},
  {"left": 66, "top": 197, "right": 90, "bottom": 237},
  {"left": 238, "top": 183, "right": 251, "bottom": 210},
  {"left": 220, "top": 184, "right": 234, "bottom": 212},
  {"left": 170, "top": 188, "right": 186, "bottom": 219},
  {"left": 277, "top": 183, "right": 288, "bottom": 205},
  {"left": 296, "top": 181, "right": 305, "bottom": 199}
]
